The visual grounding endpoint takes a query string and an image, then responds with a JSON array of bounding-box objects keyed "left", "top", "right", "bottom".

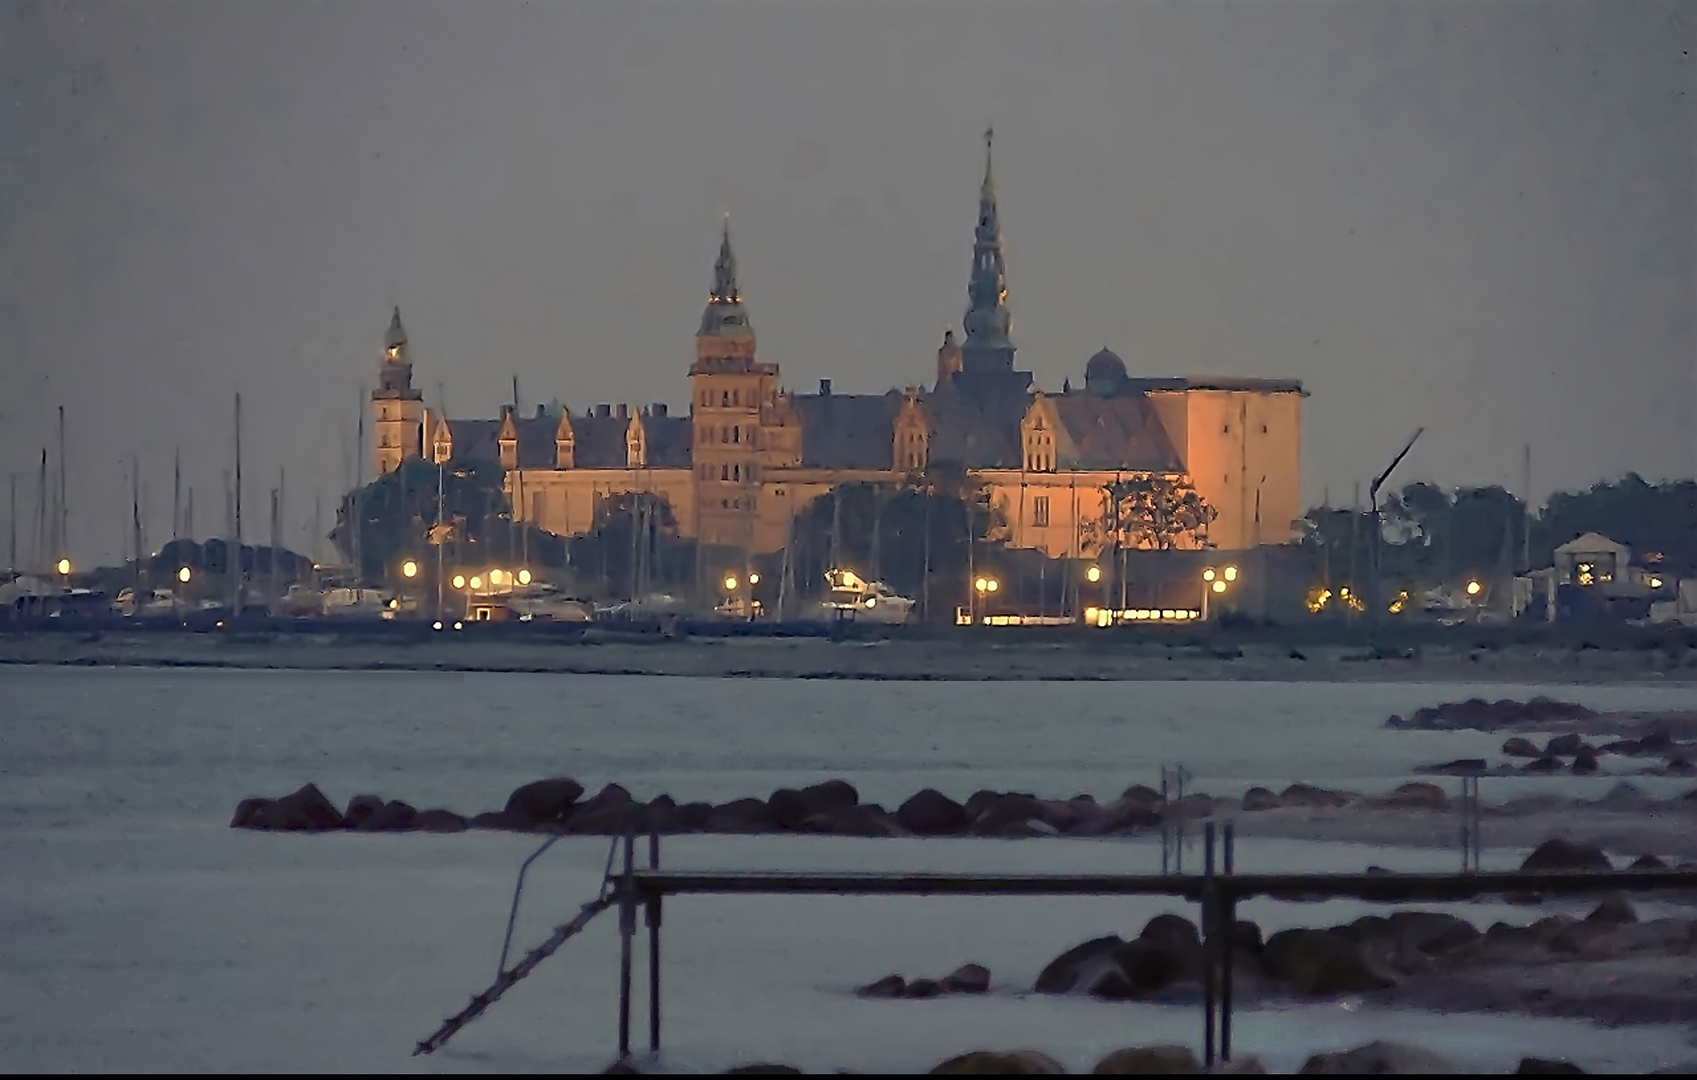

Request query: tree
[
  {"left": 568, "top": 492, "right": 688, "bottom": 599},
  {"left": 1097, "top": 475, "right": 1217, "bottom": 551}
]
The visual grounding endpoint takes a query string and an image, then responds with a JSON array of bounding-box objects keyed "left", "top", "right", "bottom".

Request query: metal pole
[
  {"left": 1221, "top": 822, "right": 1235, "bottom": 1062},
  {"left": 1202, "top": 820, "right": 1217, "bottom": 1069},
  {"left": 618, "top": 825, "right": 635, "bottom": 1059},
  {"left": 647, "top": 823, "right": 661, "bottom": 1053}
]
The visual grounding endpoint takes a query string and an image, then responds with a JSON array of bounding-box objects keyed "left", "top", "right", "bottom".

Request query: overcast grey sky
[{"left": 1, "top": 0, "right": 1691, "bottom": 564}]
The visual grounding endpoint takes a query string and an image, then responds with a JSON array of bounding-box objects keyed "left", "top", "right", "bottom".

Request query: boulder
[
  {"left": 1121, "top": 784, "right": 1163, "bottom": 806},
  {"left": 1521, "top": 756, "right": 1563, "bottom": 773},
  {"left": 1384, "top": 911, "right": 1479, "bottom": 956},
  {"left": 969, "top": 794, "right": 1043, "bottom": 836},
  {"left": 1517, "top": 1059, "right": 1586, "bottom": 1074},
  {"left": 1598, "top": 739, "right": 1642, "bottom": 755},
  {"left": 896, "top": 789, "right": 970, "bottom": 835},
  {"left": 603, "top": 1060, "right": 641, "bottom": 1075},
  {"left": 413, "top": 808, "right": 468, "bottom": 833},
  {"left": 1629, "top": 853, "right": 1669, "bottom": 870},
  {"left": 343, "top": 794, "right": 385, "bottom": 829},
  {"left": 963, "top": 789, "right": 1002, "bottom": 820},
  {"left": 854, "top": 974, "right": 906, "bottom": 998},
  {"left": 231, "top": 783, "right": 345, "bottom": 831},
  {"left": 672, "top": 802, "right": 714, "bottom": 831},
  {"left": 708, "top": 798, "right": 774, "bottom": 833},
  {"left": 1379, "top": 782, "right": 1450, "bottom": 808},
  {"left": 1502, "top": 737, "right": 1541, "bottom": 757},
  {"left": 1279, "top": 783, "right": 1351, "bottom": 809},
  {"left": 766, "top": 789, "right": 810, "bottom": 830},
  {"left": 903, "top": 978, "right": 944, "bottom": 999},
  {"left": 1035, "top": 934, "right": 1125, "bottom": 994},
  {"left": 1571, "top": 748, "right": 1600, "bottom": 775},
  {"left": 1140, "top": 913, "right": 1201, "bottom": 952},
  {"left": 1520, "top": 838, "right": 1612, "bottom": 873},
  {"left": 1585, "top": 894, "right": 1637, "bottom": 924},
  {"left": 1298, "top": 1040, "right": 1460, "bottom": 1074},
  {"left": 502, "top": 777, "right": 584, "bottom": 825},
  {"left": 1231, "top": 919, "right": 1264, "bottom": 954},
  {"left": 1073, "top": 796, "right": 1162, "bottom": 836},
  {"left": 358, "top": 799, "right": 417, "bottom": 831},
  {"left": 931, "top": 1051, "right": 1064, "bottom": 1075},
  {"left": 1641, "top": 727, "right": 1674, "bottom": 751},
  {"left": 1546, "top": 733, "right": 1584, "bottom": 757},
  {"left": 1092, "top": 1045, "right": 1202, "bottom": 1074},
  {"left": 819, "top": 803, "right": 904, "bottom": 838},
  {"left": 1091, "top": 940, "right": 1186, "bottom": 1000},
  {"left": 1261, "top": 929, "right": 1396, "bottom": 996},
  {"left": 1165, "top": 793, "right": 1216, "bottom": 819},
  {"left": 941, "top": 963, "right": 991, "bottom": 994},
  {"left": 798, "top": 779, "right": 859, "bottom": 814},
  {"left": 1413, "top": 761, "right": 1484, "bottom": 779},
  {"left": 1240, "top": 786, "right": 1279, "bottom": 811},
  {"left": 470, "top": 810, "right": 525, "bottom": 830}
]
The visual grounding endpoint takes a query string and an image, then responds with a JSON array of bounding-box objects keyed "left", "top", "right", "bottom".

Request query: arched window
[
  {"left": 721, "top": 464, "right": 730, "bottom": 481},
  {"left": 722, "top": 390, "right": 730, "bottom": 406},
  {"left": 732, "top": 426, "right": 740, "bottom": 444}
]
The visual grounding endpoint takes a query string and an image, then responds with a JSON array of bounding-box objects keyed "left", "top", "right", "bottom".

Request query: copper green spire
[
  {"left": 699, "top": 215, "right": 753, "bottom": 339},
  {"left": 962, "top": 126, "right": 1012, "bottom": 354}
]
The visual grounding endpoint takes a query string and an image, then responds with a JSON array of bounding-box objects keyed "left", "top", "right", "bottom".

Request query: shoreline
[{"left": 4, "top": 632, "right": 1697, "bottom": 683}]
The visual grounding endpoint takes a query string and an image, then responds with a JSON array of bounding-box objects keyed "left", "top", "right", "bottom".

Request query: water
[{"left": 2, "top": 666, "right": 1695, "bottom": 1072}]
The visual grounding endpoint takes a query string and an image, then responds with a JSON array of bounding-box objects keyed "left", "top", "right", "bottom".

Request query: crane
[{"left": 1367, "top": 427, "right": 1424, "bottom": 622}]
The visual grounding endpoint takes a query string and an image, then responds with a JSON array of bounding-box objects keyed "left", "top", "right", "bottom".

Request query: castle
[{"left": 371, "top": 132, "right": 1305, "bottom": 563}]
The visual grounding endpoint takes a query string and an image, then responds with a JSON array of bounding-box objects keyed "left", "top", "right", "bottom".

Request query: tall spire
[
  {"left": 962, "top": 126, "right": 1013, "bottom": 357},
  {"left": 384, "top": 305, "right": 407, "bottom": 353},
  {"left": 378, "top": 304, "right": 413, "bottom": 392},
  {"left": 699, "top": 216, "right": 753, "bottom": 339}
]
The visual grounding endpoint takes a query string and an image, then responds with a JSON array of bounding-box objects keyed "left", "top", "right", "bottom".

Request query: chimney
[
  {"left": 596, "top": 404, "right": 611, "bottom": 418},
  {"left": 535, "top": 404, "right": 545, "bottom": 419},
  {"left": 819, "top": 378, "right": 833, "bottom": 397},
  {"left": 652, "top": 403, "right": 668, "bottom": 418},
  {"left": 617, "top": 403, "right": 629, "bottom": 421}
]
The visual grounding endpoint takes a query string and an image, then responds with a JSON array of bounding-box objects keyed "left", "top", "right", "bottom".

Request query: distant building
[{"left": 372, "top": 131, "right": 1306, "bottom": 559}]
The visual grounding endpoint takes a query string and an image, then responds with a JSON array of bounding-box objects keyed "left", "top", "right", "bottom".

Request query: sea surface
[{"left": 2, "top": 667, "right": 1696, "bottom": 1073}]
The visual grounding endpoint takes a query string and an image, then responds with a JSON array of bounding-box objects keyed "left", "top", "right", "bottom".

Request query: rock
[
  {"left": 941, "top": 962, "right": 991, "bottom": 994},
  {"left": 1240, "top": 786, "right": 1279, "bottom": 811},
  {"left": 1517, "top": 1059, "right": 1586, "bottom": 1074},
  {"left": 1572, "top": 748, "right": 1600, "bottom": 775},
  {"left": 896, "top": 789, "right": 970, "bottom": 835},
  {"left": 672, "top": 801, "right": 714, "bottom": 831},
  {"left": 931, "top": 1051, "right": 1064, "bottom": 1075},
  {"left": 826, "top": 803, "right": 905, "bottom": 838},
  {"left": 1641, "top": 727, "right": 1675, "bottom": 751},
  {"left": 1092, "top": 1045, "right": 1202, "bottom": 1073},
  {"left": 343, "top": 794, "right": 385, "bottom": 828},
  {"left": 903, "top": 977, "right": 944, "bottom": 999},
  {"left": 766, "top": 789, "right": 810, "bottom": 830},
  {"left": 1585, "top": 894, "right": 1637, "bottom": 924},
  {"left": 963, "top": 789, "right": 1001, "bottom": 821},
  {"left": 502, "top": 777, "right": 584, "bottom": 825},
  {"left": 358, "top": 799, "right": 417, "bottom": 831},
  {"left": 1546, "top": 733, "right": 1584, "bottom": 757},
  {"left": 724, "top": 1067, "right": 803, "bottom": 1075},
  {"left": 798, "top": 778, "right": 858, "bottom": 814},
  {"left": 231, "top": 783, "right": 345, "bottom": 831},
  {"left": 1630, "top": 853, "right": 1669, "bottom": 870},
  {"left": 1035, "top": 934, "right": 1125, "bottom": 994},
  {"left": 1121, "top": 784, "right": 1163, "bottom": 806},
  {"left": 1413, "top": 761, "right": 1484, "bottom": 779},
  {"left": 1598, "top": 739, "right": 1642, "bottom": 755},
  {"left": 1165, "top": 793, "right": 1216, "bottom": 819},
  {"left": 1520, "top": 838, "right": 1612, "bottom": 873},
  {"left": 969, "top": 794, "right": 1043, "bottom": 836},
  {"left": 603, "top": 1060, "right": 641, "bottom": 1074},
  {"left": 855, "top": 974, "right": 906, "bottom": 998},
  {"left": 1231, "top": 919, "right": 1264, "bottom": 954},
  {"left": 1279, "top": 783, "right": 1351, "bottom": 808},
  {"left": 1385, "top": 911, "right": 1479, "bottom": 956},
  {"left": 1298, "top": 1040, "right": 1460, "bottom": 1074},
  {"left": 413, "top": 808, "right": 468, "bottom": 833},
  {"left": 1502, "top": 737, "right": 1541, "bottom": 757},
  {"left": 469, "top": 810, "right": 524, "bottom": 830},
  {"left": 1522, "top": 756, "right": 1563, "bottom": 773},
  {"left": 708, "top": 797, "right": 773, "bottom": 833},
  {"left": 1262, "top": 929, "right": 1396, "bottom": 995},
  {"left": 1217, "top": 1057, "right": 1268, "bottom": 1074},
  {"left": 1091, "top": 940, "right": 1186, "bottom": 1000},
  {"left": 1140, "top": 913, "right": 1201, "bottom": 952},
  {"left": 1379, "top": 782, "right": 1451, "bottom": 808},
  {"left": 1073, "top": 796, "right": 1162, "bottom": 835}
]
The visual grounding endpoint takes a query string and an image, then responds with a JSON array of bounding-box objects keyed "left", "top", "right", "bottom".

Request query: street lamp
[
  {"left": 1086, "top": 565, "right": 1101, "bottom": 583},
  {"left": 402, "top": 559, "right": 419, "bottom": 579},
  {"left": 451, "top": 574, "right": 467, "bottom": 590},
  {"left": 723, "top": 574, "right": 738, "bottom": 592},
  {"left": 490, "top": 569, "right": 505, "bottom": 587},
  {"left": 178, "top": 566, "right": 192, "bottom": 584},
  {"left": 748, "top": 572, "right": 760, "bottom": 585},
  {"left": 1201, "top": 565, "right": 1239, "bottom": 621},
  {"left": 56, "top": 557, "right": 71, "bottom": 577},
  {"left": 1465, "top": 579, "right": 1482, "bottom": 597},
  {"left": 469, "top": 575, "right": 483, "bottom": 591},
  {"left": 517, "top": 568, "right": 532, "bottom": 586}
]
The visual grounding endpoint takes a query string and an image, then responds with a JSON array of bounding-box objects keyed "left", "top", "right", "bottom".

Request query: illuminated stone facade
[{"left": 372, "top": 132, "right": 1305, "bottom": 558}]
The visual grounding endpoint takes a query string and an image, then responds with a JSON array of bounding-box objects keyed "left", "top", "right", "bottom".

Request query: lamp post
[
  {"left": 176, "top": 566, "right": 192, "bottom": 619},
  {"left": 973, "top": 575, "right": 999, "bottom": 624},
  {"left": 1201, "top": 564, "right": 1238, "bottom": 622}
]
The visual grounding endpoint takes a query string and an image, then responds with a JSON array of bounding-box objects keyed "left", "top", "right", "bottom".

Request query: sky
[{"left": 0, "top": 0, "right": 1691, "bottom": 565}]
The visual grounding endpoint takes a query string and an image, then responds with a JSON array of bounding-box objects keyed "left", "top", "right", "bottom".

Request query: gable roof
[
  {"left": 1050, "top": 391, "right": 1184, "bottom": 472},
  {"left": 791, "top": 391, "right": 903, "bottom": 469}
]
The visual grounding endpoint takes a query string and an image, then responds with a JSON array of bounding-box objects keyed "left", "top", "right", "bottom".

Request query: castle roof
[
  {"left": 791, "top": 391, "right": 904, "bottom": 469},
  {"left": 1049, "top": 391, "right": 1183, "bottom": 472}
]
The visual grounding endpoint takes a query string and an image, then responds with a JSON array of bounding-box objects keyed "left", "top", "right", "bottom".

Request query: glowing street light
[
  {"left": 1211, "top": 579, "right": 1227, "bottom": 594},
  {"left": 468, "top": 575, "right": 483, "bottom": 590},
  {"left": 748, "top": 572, "right": 761, "bottom": 586},
  {"left": 1465, "top": 580, "right": 1482, "bottom": 597},
  {"left": 723, "top": 574, "right": 739, "bottom": 592},
  {"left": 451, "top": 574, "right": 467, "bottom": 590},
  {"left": 1086, "top": 565, "right": 1102, "bottom": 583},
  {"left": 1202, "top": 565, "right": 1240, "bottom": 620},
  {"left": 1202, "top": 568, "right": 1216, "bottom": 582},
  {"left": 401, "top": 559, "right": 419, "bottom": 579},
  {"left": 489, "top": 569, "right": 505, "bottom": 586},
  {"left": 56, "top": 557, "right": 71, "bottom": 576},
  {"left": 517, "top": 569, "right": 532, "bottom": 585},
  {"left": 1223, "top": 565, "right": 1238, "bottom": 582}
]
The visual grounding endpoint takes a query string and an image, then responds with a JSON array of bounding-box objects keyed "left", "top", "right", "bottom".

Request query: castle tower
[
  {"left": 960, "top": 127, "right": 1015, "bottom": 376},
  {"left": 372, "top": 306, "right": 425, "bottom": 475},
  {"left": 689, "top": 219, "right": 779, "bottom": 550}
]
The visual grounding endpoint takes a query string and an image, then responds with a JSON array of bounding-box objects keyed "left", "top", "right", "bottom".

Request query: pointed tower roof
[
  {"left": 384, "top": 305, "right": 408, "bottom": 351},
  {"left": 698, "top": 216, "right": 754, "bottom": 339},
  {"left": 962, "top": 126, "right": 1013, "bottom": 355}
]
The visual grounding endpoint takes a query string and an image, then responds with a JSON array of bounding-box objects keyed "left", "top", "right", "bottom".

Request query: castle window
[
  {"left": 733, "top": 463, "right": 741, "bottom": 481},
  {"left": 721, "top": 464, "right": 730, "bottom": 481},
  {"left": 1223, "top": 424, "right": 1231, "bottom": 434},
  {"left": 1261, "top": 424, "right": 1269, "bottom": 435},
  {"left": 722, "top": 391, "right": 731, "bottom": 406},
  {"left": 732, "top": 426, "right": 740, "bottom": 444},
  {"left": 1033, "top": 496, "right": 1050, "bottom": 527}
]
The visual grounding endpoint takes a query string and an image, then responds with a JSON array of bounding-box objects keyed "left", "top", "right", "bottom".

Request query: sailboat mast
[
  {"left": 173, "top": 449, "right": 182, "bottom": 542},
  {"left": 131, "top": 454, "right": 142, "bottom": 591},
  {"left": 56, "top": 405, "right": 67, "bottom": 563},
  {"left": 36, "top": 448, "right": 47, "bottom": 573},
  {"left": 233, "top": 393, "right": 244, "bottom": 612},
  {"left": 7, "top": 473, "right": 15, "bottom": 573}
]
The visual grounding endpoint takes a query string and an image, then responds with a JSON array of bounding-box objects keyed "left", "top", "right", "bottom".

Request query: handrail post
[
  {"left": 1220, "top": 821, "right": 1235, "bottom": 1062},
  {"left": 1202, "top": 820, "right": 1217, "bottom": 1070},
  {"left": 647, "top": 819, "right": 662, "bottom": 1054},
  {"left": 617, "top": 820, "right": 635, "bottom": 1060}
]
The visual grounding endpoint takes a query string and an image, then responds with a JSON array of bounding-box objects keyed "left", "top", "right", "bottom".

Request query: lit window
[{"left": 1033, "top": 496, "right": 1050, "bottom": 527}]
